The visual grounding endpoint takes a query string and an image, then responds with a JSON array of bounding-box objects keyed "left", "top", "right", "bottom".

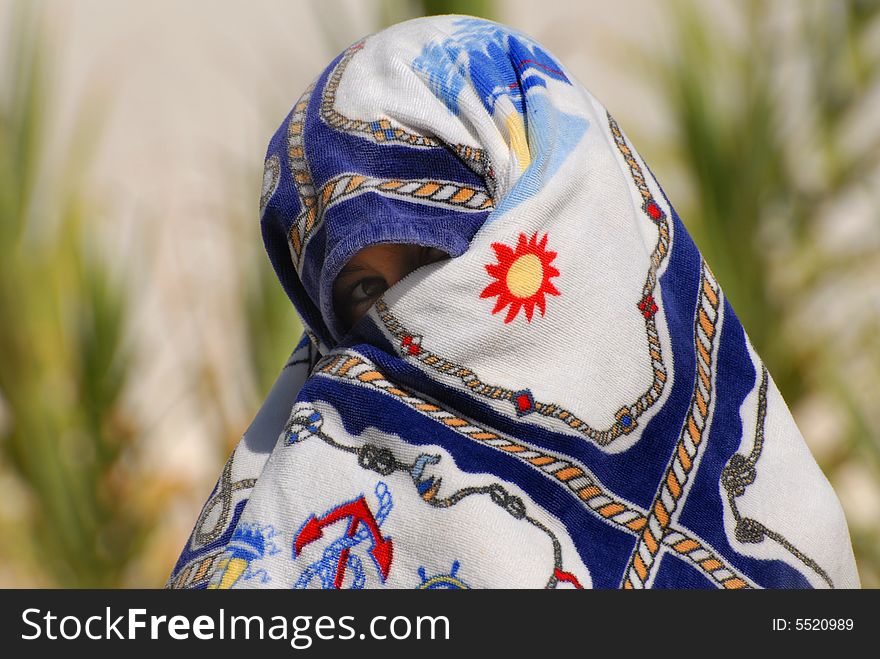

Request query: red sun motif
[{"left": 479, "top": 232, "right": 560, "bottom": 323}]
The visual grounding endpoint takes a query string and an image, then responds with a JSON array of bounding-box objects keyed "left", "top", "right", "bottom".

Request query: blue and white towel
[{"left": 168, "top": 16, "right": 859, "bottom": 589}]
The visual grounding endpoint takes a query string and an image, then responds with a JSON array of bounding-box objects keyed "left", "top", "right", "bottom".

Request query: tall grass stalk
[{"left": 0, "top": 1, "right": 151, "bottom": 586}]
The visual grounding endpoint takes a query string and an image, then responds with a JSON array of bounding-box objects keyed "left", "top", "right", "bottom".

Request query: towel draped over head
[{"left": 169, "top": 16, "right": 858, "bottom": 589}]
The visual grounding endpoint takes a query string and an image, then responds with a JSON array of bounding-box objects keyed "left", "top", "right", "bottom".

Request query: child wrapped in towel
[{"left": 168, "top": 15, "right": 859, "bottom": 590}]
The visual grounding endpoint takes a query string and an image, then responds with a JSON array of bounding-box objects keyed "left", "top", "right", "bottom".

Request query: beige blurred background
[{"left": 1, "top": 0, "right": 878, "bottom": 587}]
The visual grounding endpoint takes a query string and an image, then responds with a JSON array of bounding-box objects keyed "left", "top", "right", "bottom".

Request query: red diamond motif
[
  {"left": 638, "top": 294, "right": 658, "bottom": 319},
  {"left": 401, "top": 334, "right": 422, "bottom": 356}
]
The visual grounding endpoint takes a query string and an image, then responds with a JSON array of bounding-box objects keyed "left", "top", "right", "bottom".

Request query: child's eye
[{"left": 349, "top": 276, "right": 389, "bottom": 305}]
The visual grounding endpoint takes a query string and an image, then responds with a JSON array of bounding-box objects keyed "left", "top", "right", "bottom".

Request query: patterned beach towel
[{"left": 168, "top": 16, "right": 859, "bottom": 589}]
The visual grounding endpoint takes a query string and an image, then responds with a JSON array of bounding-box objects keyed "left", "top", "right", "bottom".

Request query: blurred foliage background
[{"left": 0, "top": 0, "right": 877, "bottom": 587}]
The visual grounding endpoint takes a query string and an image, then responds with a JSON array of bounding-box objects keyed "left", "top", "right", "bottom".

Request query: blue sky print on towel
[
  {"left": 412, "top": 18, "right": 588, "bottom": 215},
  {"left": 292, "top": 481, "right": 394, "bottom": 589},
  {"left": 412, "top": 17, "right": 570, "bottom": 117},
  {"left": 209, "top": 523, "right": 280, "bottom": 589}
]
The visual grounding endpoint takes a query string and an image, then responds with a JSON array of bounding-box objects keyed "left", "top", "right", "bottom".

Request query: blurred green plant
[
  {"left": 0, "top": 1, "right": 153, "bottom": 586},
  {"left": 642, "top": 0, "right": 880, "bottom": 585},
  {"left": 244, "top": 236, "right": 305, "bottom": 400}
]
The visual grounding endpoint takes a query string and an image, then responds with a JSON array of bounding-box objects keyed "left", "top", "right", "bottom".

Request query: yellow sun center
[{"left": 506, "top": 254, "right": 544, "bottom": 298}]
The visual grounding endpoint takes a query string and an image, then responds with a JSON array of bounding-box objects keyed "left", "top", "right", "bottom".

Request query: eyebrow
[{"left": 337, "top": 263, "right": 369, "bottom": 277}]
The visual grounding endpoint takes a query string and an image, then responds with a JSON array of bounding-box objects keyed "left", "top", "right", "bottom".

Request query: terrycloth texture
[{"left": 168, "top": 16, "right": 859, "bottom": 589}]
